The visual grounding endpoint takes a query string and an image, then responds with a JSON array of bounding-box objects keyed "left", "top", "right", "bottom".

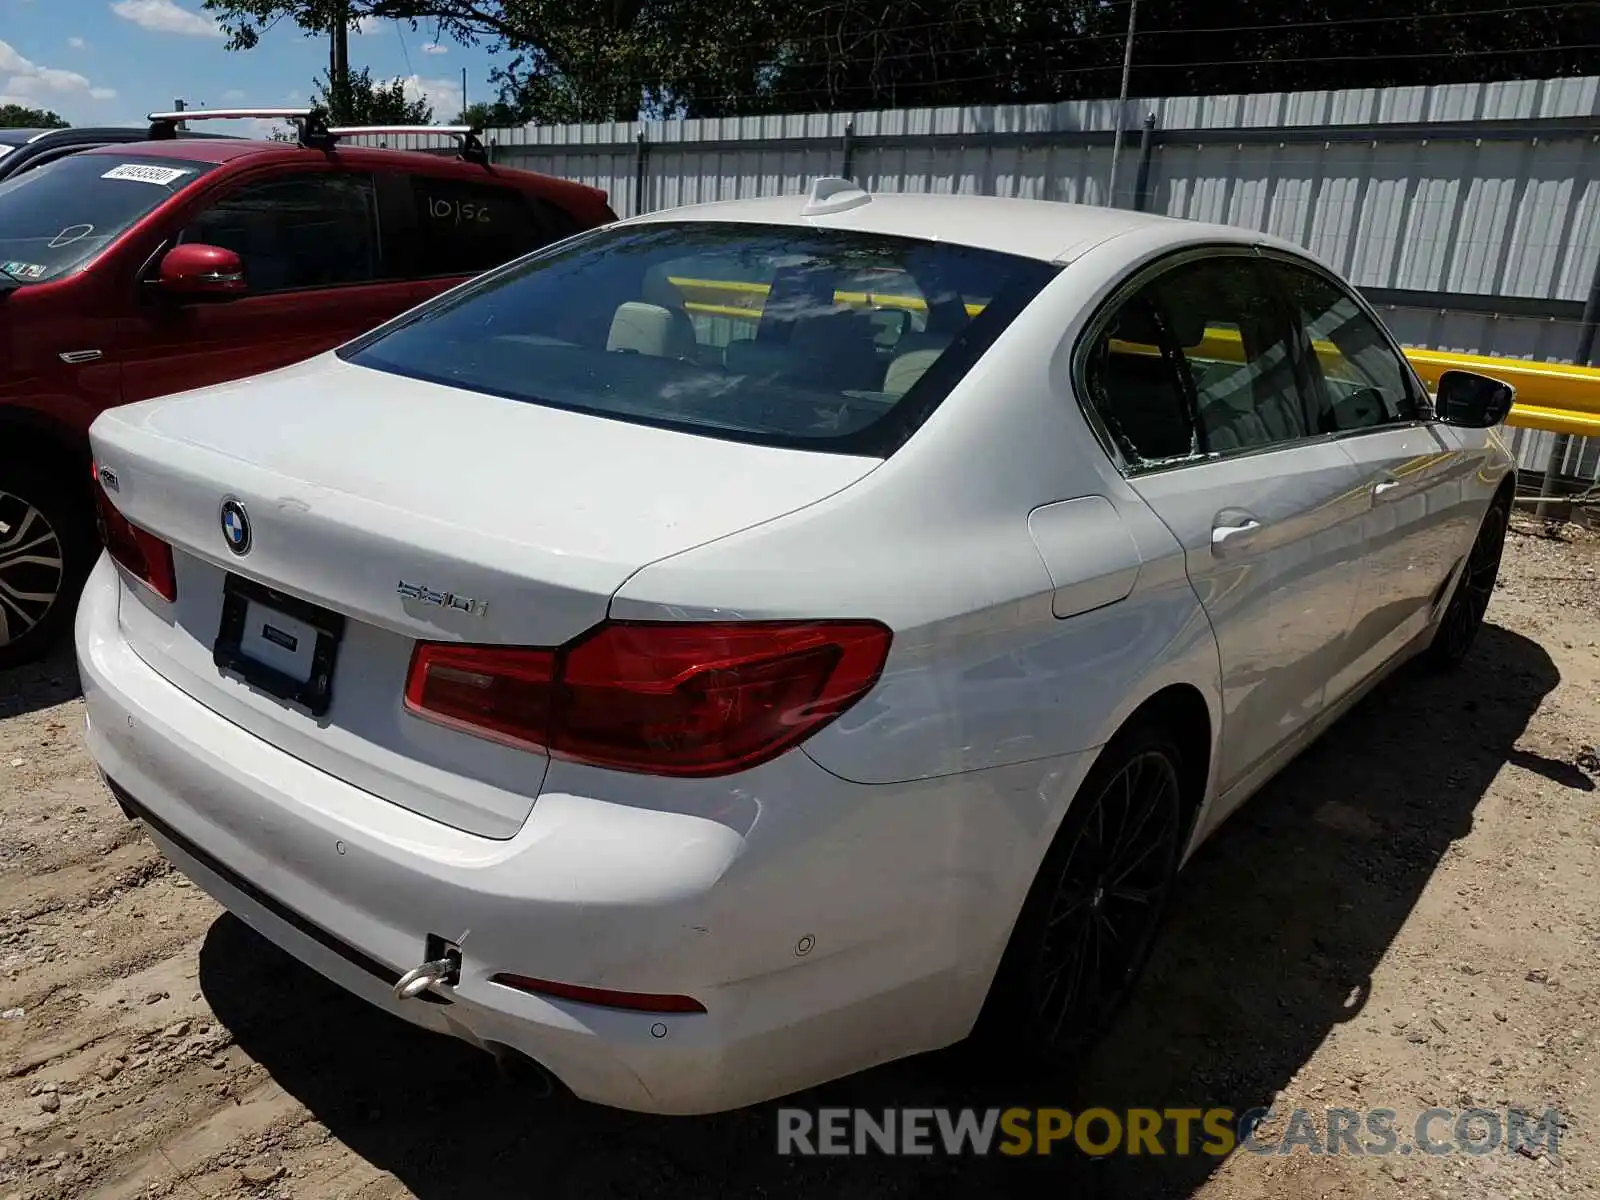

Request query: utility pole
[
  {"left": 1106, "top": 0, "right": 1140, "bottom": 210},
  {"left": 329, "top": 1, "right": 350, "bottom": 120}
]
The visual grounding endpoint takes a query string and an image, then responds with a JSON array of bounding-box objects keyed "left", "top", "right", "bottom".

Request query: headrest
[
  {"left": 893, "top": 332, "right": 953, "bottom": 357},
  {"left": 606, "top": 302, "right": 691, "bottom": 358},
  {"left": 883, "top": 348, "right": 945, "bottom": 397}
]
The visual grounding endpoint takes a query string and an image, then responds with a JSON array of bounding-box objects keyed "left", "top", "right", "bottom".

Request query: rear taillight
[
  {"left": 405, "top": 620, "right": 891, "bottom": 777},
  {"left": 91, "top": 463, "right": 176, "bottom": 602}
]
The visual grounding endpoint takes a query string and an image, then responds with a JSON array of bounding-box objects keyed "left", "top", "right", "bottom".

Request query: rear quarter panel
[
  {"left": 608, "top": 235, "right": 1227, "bottom": 793},
  {"left": 604, "top": 237, "right": 1230, "bottom": 987}
]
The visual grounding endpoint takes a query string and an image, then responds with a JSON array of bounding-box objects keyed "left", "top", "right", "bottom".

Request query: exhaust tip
[{"left": 486, "top": 1044, "right": 560, "bottom": 1099}]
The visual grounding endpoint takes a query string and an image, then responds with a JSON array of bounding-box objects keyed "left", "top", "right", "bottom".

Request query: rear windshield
[
  {"left": 0, "top": 154, "right": 215, "bottom": 285},
  {"left": 341, "top": 221, "right": 1059, "bottom": 456}
]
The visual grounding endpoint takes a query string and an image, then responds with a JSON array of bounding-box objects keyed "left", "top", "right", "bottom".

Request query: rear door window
[
  {"left": 408, "top": 176, "right": 575, "bottom": 276},
  {"left": 1081, "top": 255, "right": 1308, "bottom": 467},
  {"left": 342, "top": 220, "right": 1059, "bottom": 456},
  {"left": 179, "top": 171, "right": 382, "bottom": 294}
]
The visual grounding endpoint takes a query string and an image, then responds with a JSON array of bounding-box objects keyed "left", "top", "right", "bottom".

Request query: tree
[
  {"left": 0, "top": 104, "right": 69, "bottom": 129},
  {"left": 200, "top": 1, "right": 1600, "bottom": 123},
  {"left": 457, "top": 99, "right": 526, "bottom": 129},
  {"left": 313, "top": 64, "right": 434, "bottom": 123}
]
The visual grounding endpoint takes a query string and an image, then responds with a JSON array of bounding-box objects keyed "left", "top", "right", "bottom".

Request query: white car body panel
[
  {"left": 79, "top": 556, "right": 1098, "bottom": 1113},
  {"left": 76, "top": 187, "right": 1516, "bottom": 1113},
  {"left": 89, "top": 353, "right": 879, "bottom": 836}
]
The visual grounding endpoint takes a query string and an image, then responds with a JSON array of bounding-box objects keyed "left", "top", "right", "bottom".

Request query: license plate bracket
[{"left": 214, "top": 573, "right": 345, "bottom": 717}]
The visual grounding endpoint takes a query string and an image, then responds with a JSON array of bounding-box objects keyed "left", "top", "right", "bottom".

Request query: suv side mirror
[
  {"left": 1435, "top": 369, "right": 1514, "bottom": 429},
  {"left": 157, "top": 243, "right": 247, "bottom": 300}
]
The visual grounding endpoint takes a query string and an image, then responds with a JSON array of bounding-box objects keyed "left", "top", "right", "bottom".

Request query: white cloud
[
  {"left": 68, "top": 36, "right": 86, "bottom": 49},
  {"left": 421, "top": 42, "right": 447, "bottom": 55},
  {"left": 398, "top": 74, "right": 462, "bottom": 122},
  {"left": 13, "top": 67, "right": 93, "bottom": 95},
  {"left": 189, "top": 115, "right": 293, "bottom": 140},
  {"left": 0, "top": 39, "right": 117, "bottom": 109},
  {"left": 353, "top": 16, "right": 383, "bottom": 35},
  {"left": 109, "top": 0, "right": 223, "bottom": 38},
  {"left": 241, "top": 117, "right": 291, "bottom": 139},
  {"left": 222, "top": 88, "right": 245, "bottom": 101}
]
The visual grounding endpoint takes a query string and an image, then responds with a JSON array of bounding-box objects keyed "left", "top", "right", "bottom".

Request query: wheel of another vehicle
[
  {"left": 0, "top": 466, "right": 95, "bottom": 670},
  {"left": 1424, "top": 490, "right": 1511, "bottom": 672},
  {"left": 978, "top": 720, "right": 1187, "bottom": 1070}
]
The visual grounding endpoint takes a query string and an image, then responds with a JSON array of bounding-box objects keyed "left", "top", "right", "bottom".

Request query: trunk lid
[{"left": 90, "top": 352, "right": 879, "bottom": 837}]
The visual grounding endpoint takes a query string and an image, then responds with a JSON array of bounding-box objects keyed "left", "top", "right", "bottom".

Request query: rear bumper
[{"left": 76, "top": 555, "right": 1076, "bottom": 1113}]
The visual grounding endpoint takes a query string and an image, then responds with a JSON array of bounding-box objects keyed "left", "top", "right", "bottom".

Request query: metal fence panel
[{"left": 341, "top": 73, "right": 1600, "bottom": 486}]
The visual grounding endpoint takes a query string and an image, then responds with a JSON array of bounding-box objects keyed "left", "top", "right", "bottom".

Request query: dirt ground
[{"left": 1, "top": 520, "right": 1597, "bottom": 1200}]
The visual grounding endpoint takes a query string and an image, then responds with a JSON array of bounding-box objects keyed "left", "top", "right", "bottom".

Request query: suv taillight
[
  {"left": 404, "top": 620, "right": 891, "bottom": 777},
  {"left": 91, "top": 463, "right": 176, "bottom": 602}
]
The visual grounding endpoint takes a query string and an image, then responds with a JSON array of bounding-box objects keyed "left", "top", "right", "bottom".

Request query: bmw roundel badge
[{"left": 220, "top": 498, "right": 251, "bottom": 556}]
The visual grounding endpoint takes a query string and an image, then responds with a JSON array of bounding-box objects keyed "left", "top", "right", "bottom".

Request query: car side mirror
[
  {"left": 156, "top": 243, "right": 247, "bottom": 300},
  {"left": 1435, "top": 369, "right": 1514, "bottom": 429}
]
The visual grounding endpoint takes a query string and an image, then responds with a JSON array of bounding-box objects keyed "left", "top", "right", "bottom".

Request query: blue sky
[{"left": 1, "top": 0, "right": 495, "bottom": 135}]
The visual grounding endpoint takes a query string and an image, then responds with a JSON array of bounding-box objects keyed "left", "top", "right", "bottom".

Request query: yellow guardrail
[
  {"left": 666, "top": 276, "right": 1599, "bottom": 439},
  {"left": 668, "top": 277, "right": 988, "bottom": 320},
  {"left": 1405, "top": 349, "right": 1600, "bottom": 439}
]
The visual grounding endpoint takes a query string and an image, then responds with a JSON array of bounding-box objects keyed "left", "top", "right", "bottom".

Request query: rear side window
[
  {"left": 180, "top": 172, "right": 381, "bottom": 294},
  {"left": 409, "top": 177, "right": 574, "bottom": 276},
  {"left": 341, "top": 221, "right": 1058, "bottom": 457},
  {"left": 1082, "top": 255, "right": 1307, "bottom": 467}
]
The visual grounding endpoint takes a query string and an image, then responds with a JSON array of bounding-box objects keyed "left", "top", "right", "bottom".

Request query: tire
[
  {"left": 977, "top": 720, "right": 1188, "bottom": 1070},
  {"left": 0, "top": 464, "right": 96, "bottom": 670},
  {"left": 1423, "top": 489, "right": 1510, "bottom": 672}
]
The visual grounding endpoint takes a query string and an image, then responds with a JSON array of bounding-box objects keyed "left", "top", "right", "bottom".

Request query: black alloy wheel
[
  {"left": 0, "top": 466, "right": 95, "bottom": 670},
  {"left": 1426, "top": 491, "right": 1510, "bottom": 670},
  {"left": 983, "top": 721, "right": 1188, "bottom": 1066}
]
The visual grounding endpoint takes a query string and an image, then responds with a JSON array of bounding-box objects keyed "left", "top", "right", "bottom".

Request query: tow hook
[{"left": 392, "top": 935, "right": 462, "bottom": 1001}]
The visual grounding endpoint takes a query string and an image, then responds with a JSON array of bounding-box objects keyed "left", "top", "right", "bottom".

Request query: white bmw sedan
[{"left": 77, "top": 179, "right": 1515, "bottom": 1115}]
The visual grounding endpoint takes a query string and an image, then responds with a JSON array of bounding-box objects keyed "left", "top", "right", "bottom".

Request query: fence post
[
  {"left": 634, "top": 129, "right": 649, "bottom": 217},
  {"left": 1535, "top": 253, "right": 1600, "bottom": 518},
  {"left": 841, "top": 120, "right": 855, "bottom": 182},
  {"left": 1133, "top": 112, "right": 1157, "bottom": 212}
]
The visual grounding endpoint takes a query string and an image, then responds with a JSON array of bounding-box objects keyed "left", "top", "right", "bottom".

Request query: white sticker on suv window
[{"left": 101, "top": 163, "right": 192, "bottom": 186}]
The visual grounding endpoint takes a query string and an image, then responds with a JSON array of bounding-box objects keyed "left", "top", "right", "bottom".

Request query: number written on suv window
[{"left": 410, "top": 176, "right": 579, "bottom": 277}]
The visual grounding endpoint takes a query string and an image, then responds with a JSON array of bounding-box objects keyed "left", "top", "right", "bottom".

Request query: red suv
[{"left": 0, "top": 113, "right": 615, "bottom": 666}]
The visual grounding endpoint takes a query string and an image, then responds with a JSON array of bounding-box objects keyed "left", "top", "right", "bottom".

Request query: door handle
[{"left": 1211, "top": 516, "right": 1262, "bottom": 553}]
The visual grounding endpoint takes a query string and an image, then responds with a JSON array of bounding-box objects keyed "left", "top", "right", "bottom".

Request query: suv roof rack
[
  {"left": 325, "top": 124, "right": 489, "bottom": 165},
  {"left": 145, "top": 110, "right": 490, "bottom": 164},
  {"left": 146, "top": 107, "right": 334, "bottom": 149}
]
